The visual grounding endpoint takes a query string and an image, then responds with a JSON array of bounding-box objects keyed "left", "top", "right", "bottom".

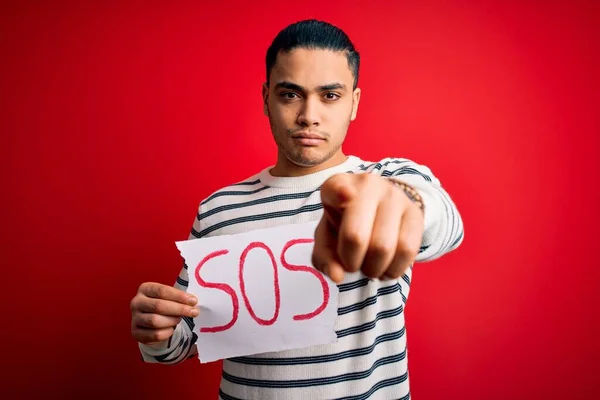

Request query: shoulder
[
  {"left": 348, "top": 156, "right": 438, "bottom": 183},
  {"left": 197, "top": 172, "right": 267, "bottom": 210},
  {"left": 347, "top": 156, "right": 415, "bottom": 174}
]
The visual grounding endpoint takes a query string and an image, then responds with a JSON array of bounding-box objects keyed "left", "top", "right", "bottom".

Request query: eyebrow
[{"left": 274, "top": 81, "right": 347, "bottom": 92}]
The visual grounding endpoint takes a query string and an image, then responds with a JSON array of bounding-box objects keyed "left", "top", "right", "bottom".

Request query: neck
[{"left": 270, "top": 150, "right": 348, "bottom": 177}]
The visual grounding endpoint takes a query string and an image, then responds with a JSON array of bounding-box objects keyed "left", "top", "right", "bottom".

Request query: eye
[
  {"left": 281, "top": 92, "right": 299, "bottom": 100},
  {"left": 324, "top": 92, "right": 340, "bottom": 100}
]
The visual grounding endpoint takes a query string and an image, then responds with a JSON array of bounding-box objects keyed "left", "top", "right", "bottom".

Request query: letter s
[
  {"left": 280, "top": 239, "right": 330, "bottom": 321},
  {"left": 194, "top": 250, "right": 239, "bottom": 332}
]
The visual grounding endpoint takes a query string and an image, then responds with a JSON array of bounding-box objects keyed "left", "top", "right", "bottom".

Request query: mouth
[
  {"left": 291, "top": 131, "right": 326, "bottom": 146},
  {"left": 291, "top": 131, "right": 325, "bottom": 140}
]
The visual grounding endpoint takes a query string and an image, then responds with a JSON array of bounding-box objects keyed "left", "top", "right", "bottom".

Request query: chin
[{"left": 287, "top": 150, "right": 331, "bottom": 167}]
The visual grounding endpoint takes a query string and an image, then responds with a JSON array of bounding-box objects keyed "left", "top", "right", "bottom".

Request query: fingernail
[
  {"left": 190, "top": 307, "right": 199, "bottom": 317},
  {"left": 187, "top": 295, "right": 198, "bottom": 305}
]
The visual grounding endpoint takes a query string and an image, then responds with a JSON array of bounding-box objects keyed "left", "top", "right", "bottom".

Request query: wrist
[{"left": 387, "top": 178, "right": 425, "bottom": 213}]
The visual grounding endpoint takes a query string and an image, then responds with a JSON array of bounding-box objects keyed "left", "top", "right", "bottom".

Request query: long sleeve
[
  {"left": 137, "top": 212, "right": 202, "bottom": 364},
  {"left": 378, "top": 158, "right": 464, "bottom": 262}
]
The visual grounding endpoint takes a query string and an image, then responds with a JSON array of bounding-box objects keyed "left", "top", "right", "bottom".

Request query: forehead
[{"left": 270, "top": 48, "right": 353, "bottom": 87}]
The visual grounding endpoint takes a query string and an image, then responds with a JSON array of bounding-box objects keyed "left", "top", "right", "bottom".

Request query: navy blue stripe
[
  {"left": 182, "top": 316, "right": 195, "bottom": 331},
  {"left": 451, "top": 230, "right": 464, "bottom": 248},
  {"left": 230, "top": 327, "right": 405, "bottom": 366},
  {"left": 154, "top": 324, "right": 198, "bottom": 364},
  {"left": 337, "top": 305, "right": 403, "bottom": 339},
  {"left": 201, "top": 186, "right": 270, "bottom": 206},
  {"left": 401, "top": 273, "right": 411, "bottom": 287},
  {"left": 154, "top": 335, "right": 185, "bottom": 363},
  {"left": 430, "top": 184, "right": 458, "bottom": 257},
  {"left": 387, "top": 168, "right": 433, "bottom": 182},
  {"left": 183, "top": 332, "right": 198, "bottom": 359},
  {"left": 357, "top": 159, "right": 410, "bottom": 172},
  {"left": 176, "top": 277, "right": 188, "bottom": 287},
  {"left": 356, "top": 162, "right": 377, "bottom": 171},
  {"left": 430, "top": 185, "right": 453, "bottom": 256},
  {"left": 222, "top": 351, "right": 405, "bottom": 388},
  {"left": 442, "top": 182, "right": 463, "bottom": 254},
  {"left": 231, "top": 179, "right": 261, "bottom": 186},
  {"left": 338, "top": 283, "right": 400, "bottom": 316},
  {"left": 192, "top": 204, "right": 323, "bottom": 238},
  {"left": 219, "top": 389, "right": 239, "bottom": 400},
  {"left": 335, "top": 374, "right": 410, "bottom": 400},
  {"left": 338, "top": 278, "right": 371, "bottom": 292},
  {"left": 387, "top": 164, "right": 421, "bottom": 177},
  {"left": 221, "top": 383, "right": 409, "bottom": 400},
  {"left": 199, "top": 189, "right": 320, "bottom": 221}
]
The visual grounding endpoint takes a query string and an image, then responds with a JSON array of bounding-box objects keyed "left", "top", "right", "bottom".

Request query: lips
[
  {"left": 291, "top": 132, "right": 325, "bottom": 146},
  {"left": 291, "top": 132, "right": 325, "bottom": 140}
]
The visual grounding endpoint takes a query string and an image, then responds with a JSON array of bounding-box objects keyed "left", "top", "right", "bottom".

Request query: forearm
[
  {"left": 138, "top": 262, "right": 198, "bottom": 364},
  {"left": 138, "top": 315, "right": 198, "bottom": 364},
  {"left": 387, "top": 161, "right": 464, "bottom": 261}
]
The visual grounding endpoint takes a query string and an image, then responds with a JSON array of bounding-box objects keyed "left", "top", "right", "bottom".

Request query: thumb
[{"left": 312, "top": 215, "right": 345, "bottom": 284}]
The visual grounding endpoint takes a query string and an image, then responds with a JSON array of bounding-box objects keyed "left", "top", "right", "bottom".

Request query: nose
[{"left": 297, "top": 97, "right": 320, "bottom": 127}]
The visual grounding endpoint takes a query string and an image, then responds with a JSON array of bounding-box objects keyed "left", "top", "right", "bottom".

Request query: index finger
[
  {"left": 337, "top": 196, "right": 377, "bottom": 272},
  {"left": 139, "top": 282, "right": 197, "bottom": 305}
]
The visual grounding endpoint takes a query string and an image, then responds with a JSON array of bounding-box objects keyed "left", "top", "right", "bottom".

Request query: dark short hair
[{"left": 265, "top": 19, "right": 360, "bottom": 89}]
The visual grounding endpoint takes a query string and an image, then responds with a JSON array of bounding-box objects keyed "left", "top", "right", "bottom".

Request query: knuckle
[
  {"left": 354, "top": 172, "right": 369, "bottom": 182},
  {"left": 130, "top": 296, "right": 139, "bottom": 312},
  {"left": 397, "top": 241, "right": 419, "bottom": 260},
  {"left": 343, "top": 230, "right": 367, "bottom": 248},
  {"left": 364, "top": 173, "right": 378, "bottom": 183},
  {"left": 322, "top": 174, "right": 342, "bottom": 190},
  {"left": 386, "top": 271, "right": 402, "bottom": 280},
  {"left": 146, "top": 314, "right": 160, "bottom": 328},
  {"left": 148, "top": 299, "right": 161, "bottom": 314},
  {"left": 138, "top": 282, "right": 150, "bottom": 294},
  {"left": 369, "top": 239, "right": 396, "bottom": 257},
  {"left": 181, "top": 304, "right": 192, "bottom": 316},
  {"left": 131, "top": 328, "right": 142, "bottom": 342},
  {"left": 153, "top": 328, "right": 172, "bottom": 342},
  {"left": 363, "top": 267, "right": 379, "bottom": 278},
  {"left": 362, "top": 173, "right": 380, "bottom": 187},
  {"left": 155, "top": 285, "right": 166, "bottom": 299}
]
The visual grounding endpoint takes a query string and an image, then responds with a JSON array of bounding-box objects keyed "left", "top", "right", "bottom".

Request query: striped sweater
[{"left": 139, "top": 155, "right": 464, "bottom": 399}]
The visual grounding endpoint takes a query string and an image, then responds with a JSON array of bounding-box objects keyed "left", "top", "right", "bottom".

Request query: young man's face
[{"left": 263, "top": 48, "right": 361, "bottom": 173}]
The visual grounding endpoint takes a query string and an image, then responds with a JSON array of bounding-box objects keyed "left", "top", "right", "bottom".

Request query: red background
[{"left": 1, "top": 1, "right": 599, "bottom": 399}]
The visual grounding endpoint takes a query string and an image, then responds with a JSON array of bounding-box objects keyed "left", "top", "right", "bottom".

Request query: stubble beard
[{"left": 268, "top": 113, "right": 346, "bottom": 168}]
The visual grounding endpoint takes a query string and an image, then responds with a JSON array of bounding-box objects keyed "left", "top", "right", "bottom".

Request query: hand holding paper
[{"left": 130, "top": 282, "right": 199, "bottom": 344}]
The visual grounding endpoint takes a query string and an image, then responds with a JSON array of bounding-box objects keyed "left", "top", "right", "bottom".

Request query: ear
[
  {"left": 350, "top": 87, "right": 361, "bottom": 121},
  {"left": 262, "top": 82, "right": 269, "bottom": 116}
]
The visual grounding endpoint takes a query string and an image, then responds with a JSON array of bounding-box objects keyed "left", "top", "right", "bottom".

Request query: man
[{"left": 130, "top": 19, "right": 464, "bottom": 399}]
